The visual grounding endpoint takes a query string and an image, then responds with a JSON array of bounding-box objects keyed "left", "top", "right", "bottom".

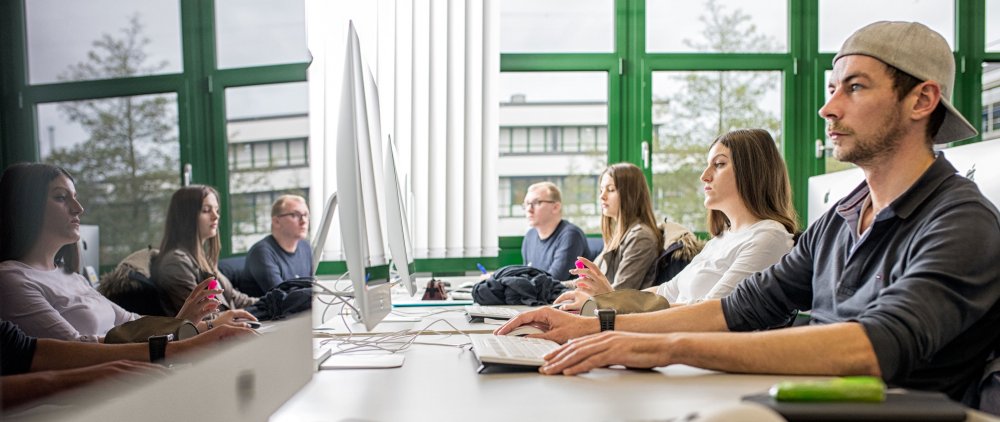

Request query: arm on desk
[{"left": 541, "top": 321, "right": 880, "bottom": 377}]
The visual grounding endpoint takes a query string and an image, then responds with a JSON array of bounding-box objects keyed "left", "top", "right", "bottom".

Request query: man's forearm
[
  {"left": 666, "top": 322, "right": 881, "bottom": 376},
  {"left": 617, "top": 299, "right": 730, "bottom": 333}
]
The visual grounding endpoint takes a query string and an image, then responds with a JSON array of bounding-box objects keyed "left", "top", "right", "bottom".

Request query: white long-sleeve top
[
  {"left": 656, "top": 219, "right": 793, "bottom": 304},
  {"left": 0, "top": 260, "right": 138, "bottom": 342}
]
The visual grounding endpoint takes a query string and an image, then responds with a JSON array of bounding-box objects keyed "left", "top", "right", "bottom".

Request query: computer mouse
[{"left": 506, "top": 325, "right": 546, "bottom": 336}]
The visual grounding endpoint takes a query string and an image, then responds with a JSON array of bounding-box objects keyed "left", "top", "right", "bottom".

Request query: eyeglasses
[
  {"left": 522, "top": 200, "right": 556, "bottom": 210},
  {"left": 277, "top": 212, "right": 309, "bottom": 221}
]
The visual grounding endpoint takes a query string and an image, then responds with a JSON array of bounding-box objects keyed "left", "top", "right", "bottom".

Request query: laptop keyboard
[{"left": 468, "top": 334, "right": 560, "bottom": 367}]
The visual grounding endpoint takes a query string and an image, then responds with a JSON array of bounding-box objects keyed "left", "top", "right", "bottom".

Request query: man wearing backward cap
[{"left": 497, "top": 21, "right": 1000, "bottom": 410}]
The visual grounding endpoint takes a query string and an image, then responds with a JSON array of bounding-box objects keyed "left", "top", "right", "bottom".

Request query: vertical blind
[{"left": 306, "top": 0, "right": 499, "bottom": 263}]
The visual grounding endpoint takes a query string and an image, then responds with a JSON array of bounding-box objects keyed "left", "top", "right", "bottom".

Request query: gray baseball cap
[{"left": 834, "top": 21, "right": 978, "bottom": 144}]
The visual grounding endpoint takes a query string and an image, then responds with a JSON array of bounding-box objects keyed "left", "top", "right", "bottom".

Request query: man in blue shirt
[
  {"left": 498, "top": 22, "right": 1000, "bottom": 403},
  {"left": 244, "top": 195, "right": 313, "bottom": 296},
  {"left": 520, "top": 182, "right": 589, "bottom": 281}
]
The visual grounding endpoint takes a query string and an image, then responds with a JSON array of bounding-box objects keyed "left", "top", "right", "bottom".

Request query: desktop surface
[
  {"left": 275, "top": 335, "right": 1000, "bottom": 422},
  {"left": 274, "top": 336, "right": 806, "bottom": 422}
]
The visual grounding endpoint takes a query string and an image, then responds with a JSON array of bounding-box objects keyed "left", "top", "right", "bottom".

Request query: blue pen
[{"left": 476, "top": 263, "right": 487, "bottom": 274}]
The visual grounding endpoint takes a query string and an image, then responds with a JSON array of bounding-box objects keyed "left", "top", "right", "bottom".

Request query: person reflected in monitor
[
  {"left": 497, "top": 22, "right": 1000, "bottom": 406},
  {"left": 152, "top": 186, "right": 259, "bottom": 317},
  {"left": 0, "top": 164, "right": 253, "bottom": 341},
  {"left": 242, "top": 195, "right": 313, "bottom": 297},
  {"left": 1, "top": 319, "right": 254, "bottom": 410},
  {"left": 557, "top": 129, "right": 798, "bottom": 310},
  {"left": 519, "top": 182, "right": 589, "bottom": 282}
]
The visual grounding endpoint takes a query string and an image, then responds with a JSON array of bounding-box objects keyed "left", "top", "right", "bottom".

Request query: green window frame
[{"left": 0, "top": 0, "right": 308, "bottom": 261}]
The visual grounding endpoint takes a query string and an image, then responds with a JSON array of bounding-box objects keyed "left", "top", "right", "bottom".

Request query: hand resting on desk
[{"left": 539, "top": 331, "right": 676, "bottom": 376}]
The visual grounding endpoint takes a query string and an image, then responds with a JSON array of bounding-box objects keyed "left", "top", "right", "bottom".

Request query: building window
[
  {"left": 227, "top": 137, "right": 309, "bottom": 172},
  {"left": 498, "top": 175, "right": 600, "bottom": 235},
  {"left": 230, "top": 188, "right": 309, "bottom": 253}
]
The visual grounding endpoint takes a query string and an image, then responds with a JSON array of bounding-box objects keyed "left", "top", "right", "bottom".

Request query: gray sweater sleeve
[{"left": 854, "top": 202, "right": 1000, "bottom": 381}]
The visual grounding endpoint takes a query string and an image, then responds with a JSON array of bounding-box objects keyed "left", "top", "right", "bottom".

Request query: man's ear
[
  {"left": 911, "top": 81, "right": 942, "bottom": 122},
  {"left": 552, "top": 201, "right": 562, "bottom": 214}
]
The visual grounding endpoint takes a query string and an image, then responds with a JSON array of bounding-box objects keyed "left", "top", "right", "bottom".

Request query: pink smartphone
[
  {"left": 575, "top": 260, "right": 587, "bottom": 278},
  {"left": 207, "top": 279, "right": 219, "bottom": 299}
]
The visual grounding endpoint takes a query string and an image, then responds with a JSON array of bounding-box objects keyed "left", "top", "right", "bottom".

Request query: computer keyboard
[
  {"left": 465, "top": 304, "right": 521, "bottom": 322},
  {"left": 468, "top": 334, "right": 560, "bottom": 371}
]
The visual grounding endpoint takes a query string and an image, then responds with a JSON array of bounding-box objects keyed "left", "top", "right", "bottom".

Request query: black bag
[
  {"left": 104, "top": 316, "right": 199, "bottom": 343},
  {"left": 471, "top": 265, "right": 567, "bottom": 306},
  {"left": 244, "top": 278, "right": 314, "bottom": 321}
]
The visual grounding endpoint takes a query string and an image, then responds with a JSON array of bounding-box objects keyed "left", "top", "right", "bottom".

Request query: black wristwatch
[
  {"left": 148, "top": 334, "right": 172, "bottom": 364},
  {"left": 597, "top": 308, "right": 616, "bottom": 332}
]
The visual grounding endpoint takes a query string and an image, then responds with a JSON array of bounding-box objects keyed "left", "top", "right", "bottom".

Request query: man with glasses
[
  {"left": 521, "top": 182, "right": 589, "bottom": 281},
  {"left": 244, "top": 195, "right": 313, "bottom": 296}
]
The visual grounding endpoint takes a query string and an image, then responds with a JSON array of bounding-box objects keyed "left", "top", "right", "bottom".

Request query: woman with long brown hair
[
  {"left": 586, "top": 162, "right": 664, "bottom": 291},
  {"left": 560, "top": 129, "right": 797, "bottom": 308},
  {"left": 152, "top": 185, "right": 258, "bottom": 315}
]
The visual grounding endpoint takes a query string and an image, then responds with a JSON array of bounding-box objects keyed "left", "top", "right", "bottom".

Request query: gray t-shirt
[
  {"left": 244, "top": 235, "right": 313, "bottom": 296},
  {"left": 521, "top": 220, "right": 588, "bottom": 281},
  {"left": 722, "top": 154, "right": 1000, "bottom": 399}
]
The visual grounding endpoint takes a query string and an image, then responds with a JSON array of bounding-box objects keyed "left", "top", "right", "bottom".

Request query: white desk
[
  {"left": 274, "top": 334, "right": 1000, "bottom": 422},
  {"left": 313, "top": 306, "right": 500, "bottom": 335}
]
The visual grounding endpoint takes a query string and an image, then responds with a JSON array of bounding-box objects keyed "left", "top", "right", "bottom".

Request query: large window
[
  {"left": 500, "top": 0, "right": 614, "bottom": 53},
  {"left": 497, "top": 72, "right": 609, "bottom": 236},
  {"left": 215, "top": 0, "right": 308, "bottom": 69},
  {"left": 37, "top": 95, "right": 180, "bottom": 263},
  {"left": 4, "top": 0, "right": 308, "bottom": 268},
  {"left": 651, "top": 71, "right": 783, "bottom": 231},
  {"left": 646, "top": 0, "right": 787, "bottom": 53},
  {"left": 819, "top": 0, "right": 955, "bottom": 51},
  {"left": 985, "top": 63, "right": 1000, "bottom": 141},
  {"left": 225, "top": 82, "right": 310, "bottom": 253},
  {"left": 24, "top": 1, "right": 182, "bottom": 84}
]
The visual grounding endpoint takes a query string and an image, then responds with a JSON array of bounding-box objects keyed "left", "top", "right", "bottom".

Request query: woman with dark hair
[
  {"left": 152, "top": 185, "right": 258, "bottom": 315},
  {"left": 560, "top": 129, "right": 797, "bottom": 308},
  {"left": 583, "top": 162, "right": 664, "bottom": 291},
  {"left": 0, "top": 163, "right": 236, "bottom": 341}
]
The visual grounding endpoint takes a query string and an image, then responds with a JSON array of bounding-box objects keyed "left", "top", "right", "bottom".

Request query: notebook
[{"left": 742, "top": 390, "right": 967, "bottom": 421}]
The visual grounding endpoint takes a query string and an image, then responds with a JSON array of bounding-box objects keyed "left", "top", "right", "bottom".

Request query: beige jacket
[
  {"left": 151, "top": 249, "right": 258, "bottom": 315},
  {"left": 596, "top": 223, "right": 660, "bottom": 290}
]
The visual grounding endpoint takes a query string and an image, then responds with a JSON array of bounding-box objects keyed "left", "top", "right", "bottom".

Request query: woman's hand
[
  {"left": 211, "top": 309, "right": 258, "bottom": 329},
  {"left": 570, "top": 257, "right": 614, "bottom": 296},
  {"left": 175, "top": 278, "right": 222, "bottom": 323},
  {"left": 553, "top": 290, "right": 592, "bottom": 312}
]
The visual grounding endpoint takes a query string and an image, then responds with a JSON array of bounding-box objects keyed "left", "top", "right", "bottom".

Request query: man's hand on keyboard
[
  {"left": 494, "top": 307, "right": 599, "bottom": 344},
  {"left": 539, "top": 331, "right": 672, "bottom": 376}
]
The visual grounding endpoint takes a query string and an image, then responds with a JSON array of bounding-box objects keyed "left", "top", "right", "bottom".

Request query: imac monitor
[
  {"left": 336, "top": 21, "right": 392, "bottom": 331},
  {"left": 310, "top": 192, "right": 338, "bottom": 275},
  {"left": 77, "top": 224, "right": 100, "bottom": 286},
  {"left": 383, "top": 134, "right": 417, "bottom": 296},
  {"left": 8, "top": 315, "right": 313, "bottom": 422}
]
